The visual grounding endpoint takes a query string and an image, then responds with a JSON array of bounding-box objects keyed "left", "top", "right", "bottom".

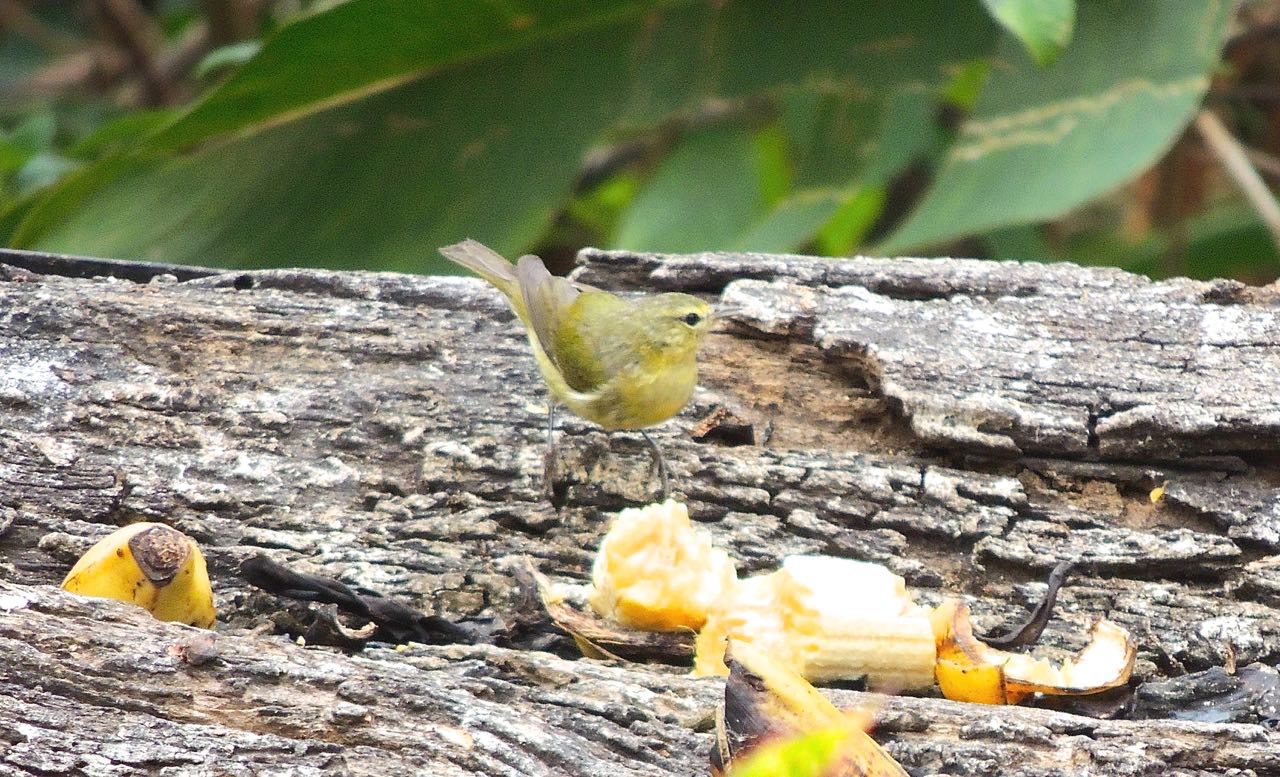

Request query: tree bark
[{"left": 1, "top": 248, "right": 1278, "bottom": 775}]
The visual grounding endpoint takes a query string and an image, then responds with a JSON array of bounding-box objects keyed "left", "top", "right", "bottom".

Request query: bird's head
[{"left": 639, "top": 293, "right": 714, "bottom": 359}]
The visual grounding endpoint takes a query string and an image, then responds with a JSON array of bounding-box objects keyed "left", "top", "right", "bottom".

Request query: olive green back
[{"left": 550, "top": 291, "right": 633, "bottom": 392}]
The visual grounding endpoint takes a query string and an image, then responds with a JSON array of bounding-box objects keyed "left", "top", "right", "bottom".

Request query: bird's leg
[
  {"left": 546, "top": 403, "right": 558, "bottom": 451},
  {"left": 543, "top": 403, "right": 562, "bottom": 501},
  {"left": 640, "top": 430, "right": 671, "bottom": 502}
]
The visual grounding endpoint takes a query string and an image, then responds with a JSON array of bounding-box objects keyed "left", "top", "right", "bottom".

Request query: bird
[{"left": 439, "top": 239, "right": 712, "bottom": 499}]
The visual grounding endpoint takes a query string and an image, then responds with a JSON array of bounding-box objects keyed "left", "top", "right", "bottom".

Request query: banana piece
[
  {"left": 585, "top": 500, "right": 1136, "bottom": 705},
  {"left": 695, "top": 556, "right": 937, "bottom": 690},
  {"left": 62, "top": 522, "right": 216, "bottom": 629},
  {"left": 589, "top": 499, "right": 737, "bottom": 631},
  {"left": 784, "top": 556, "right": 937, "bottom": 690}
]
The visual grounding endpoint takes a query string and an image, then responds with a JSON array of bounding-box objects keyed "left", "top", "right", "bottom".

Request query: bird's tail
[
  {"left": 439, "top": 239, "right": 521, "bottom": 302},
  {"left": 439, "top": 239, "right": 593, "bottom": 414}
]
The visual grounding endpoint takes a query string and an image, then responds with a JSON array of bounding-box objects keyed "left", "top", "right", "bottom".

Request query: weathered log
[{"left": 1, "top": 247, "right": 1279, "bottom": 775}]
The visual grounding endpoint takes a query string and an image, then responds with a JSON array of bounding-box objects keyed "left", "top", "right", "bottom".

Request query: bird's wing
[
  {"left": 516, "top": 255, "right": 580, "bottom": 365},
  {"left": 516, "top": 254, "right": 634, "bottom": 393},
  {"left": 551, "top": 291, "right": 633, "bottom": 392}
]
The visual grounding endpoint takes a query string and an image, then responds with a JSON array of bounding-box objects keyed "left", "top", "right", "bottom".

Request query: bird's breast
[{"left": 591, "top": 359, "right": 698, "bottom": 430}]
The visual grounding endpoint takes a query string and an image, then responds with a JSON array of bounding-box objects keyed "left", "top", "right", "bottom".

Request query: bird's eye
[{"left": 681, "top": 312, "right": 703, "bottom": 326}]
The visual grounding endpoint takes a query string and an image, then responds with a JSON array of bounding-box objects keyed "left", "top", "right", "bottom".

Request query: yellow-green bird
[{"left": 439, "top": 239, "right": 712, "bottom": 498}]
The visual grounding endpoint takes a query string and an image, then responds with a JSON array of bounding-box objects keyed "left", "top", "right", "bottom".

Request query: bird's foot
[{"left": 543, "top": 445, "right": 569, "bottom": 508}]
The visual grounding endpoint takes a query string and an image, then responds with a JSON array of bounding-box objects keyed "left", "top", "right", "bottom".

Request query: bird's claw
[{"left": 543, "top": 446, "right": 568, "bottom": 507}]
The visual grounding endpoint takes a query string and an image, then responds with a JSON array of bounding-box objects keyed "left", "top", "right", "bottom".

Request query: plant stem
[{"left": 1194, "top": 110, "right": 1280, "bottom": 254}]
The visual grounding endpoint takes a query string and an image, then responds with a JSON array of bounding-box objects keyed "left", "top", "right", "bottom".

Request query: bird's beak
[
  {"left": 710, "top": 302, "right": 747, "bottom": 334},
  {"left": 713, "top": 302, "right": 746, "bottom": 321}
]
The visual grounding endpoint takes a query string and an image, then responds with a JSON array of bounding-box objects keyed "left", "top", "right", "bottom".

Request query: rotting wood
[{"left": 1, "top": 247, "right": 1279, "bottom": 775}]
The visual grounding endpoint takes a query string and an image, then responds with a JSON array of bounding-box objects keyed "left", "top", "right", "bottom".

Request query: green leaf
[
  {"left": 149, "top": 0, "right": 668, "bottom": 150},
  {"left": 882, "top": 0, "right": 1234, "bottom": 254},
  {"left": 615, "top": 83, "right": 940, "bottom": 254},
  {"left": 780, "top": 88, "right": 883, "bottom": 192},
  {"left": 860, "top": 87, "right": 943, "bottom": 183},
  {"left": 0, "top": 136, "right": 30, "bottom": 177},
  {"left": 16, "top": 0, "right": 999, "bottom": 269},
  {"left": 1060, "top": 225, "right": 1166, "bottom": 274},
  {"left": 68, "top": 109, "right": 179, "bottom": 159},
  {"left": 615, "top": 124, "right": 766, "bottom": 252},
  {"left": 1182, "top": 203, "right": 1280, "bottom": 281},
  {"left": 727, "top": 728, "right": 849, "bottom": 777},
  {"left": 611, "top": 123, "right": 855, "bottom": 253},
  {"left": 1104, "top": 203, "right": 1280, "bottom": 281},
  {"left": 984, "top": 223, "right": 1057, "bottom": 261},
  {"left": 0, "top": 194, "right": 37, "bottom": 243},
  {"left": 734, "top": 189, "right": 849, "bottom": 253},
  {"left": 565, "top": 173, "right": 641, "bottom": 241},
  {"left": 754, "top": 124, "right": 792, "bottom": 208},
  {"left": 20, "top": 4, "right": 672, "bottom": 269},
  {"left": 982, "top": 202, "right": 1280, "bottom": 281},
  {"left": 943, "top": 58, "right": 992, "bottom": 110},
  {"left": 981, "top": 0, "right": 1076, "bottom": 66},
  {"left": 815, "top": 185, "right": 886, "bottom": 255},
  {"left": 8, "top": 155, "right": 152, "bottom": 251}
]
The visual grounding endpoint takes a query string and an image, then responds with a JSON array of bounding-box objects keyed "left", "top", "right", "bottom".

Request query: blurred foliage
[
  {"left": 0, "top": 0, "right": 1278, "bottom": 282},
  {"left": 724, "top": 727, "right": 850, "bottom": 777},
  {"left": 981, "top": 0, "right": 1075, "bottom": 66}
]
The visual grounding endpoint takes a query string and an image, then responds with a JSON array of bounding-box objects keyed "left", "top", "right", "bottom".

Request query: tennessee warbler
[{"left": 439, "top": 240, "right": 712, "bottom": 498}]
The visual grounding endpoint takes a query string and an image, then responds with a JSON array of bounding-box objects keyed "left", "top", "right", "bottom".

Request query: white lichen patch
[{"left": 0, "top": 357, "right": 66, "bottom": 398}]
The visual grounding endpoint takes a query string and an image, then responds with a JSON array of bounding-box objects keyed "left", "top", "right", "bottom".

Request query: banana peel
[
  {"left": 62, "top": 522, "right": 216, "bottom": 629},
  {"left": 932, "top": 600, "right": 1135, "bottom": 705},
  {"left": 528, "top": 559, "right": 694, "bottom": 663}
]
